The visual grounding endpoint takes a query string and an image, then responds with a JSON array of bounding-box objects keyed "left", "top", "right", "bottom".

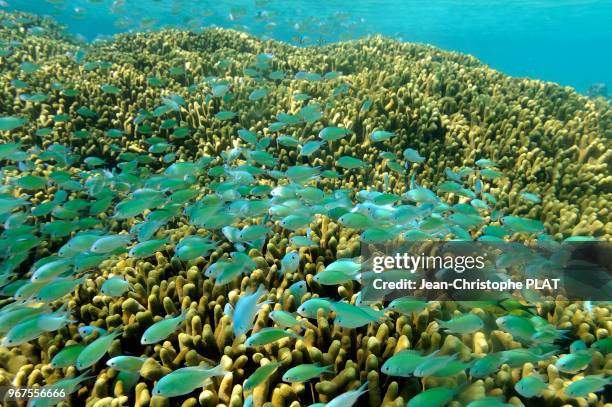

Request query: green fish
[
  {"left": 100, "top": 276, "right": 133, "bottom": 297},
  {"left": 243, "top": 361, "right": 281, "bottom": 391},
  {"left": 520, "top": 192, "right": 541, "bottom": 203},
  {"left": 403, "top": 148, "right": 425, "bottom": 163},
  {"left": 128, "top": 238, "right": 168, "bottom": 258},
  {"left": 20, "top": 61, "right": 41, "bottom": 74},
  {"left": 297, "top": 295, "right": 332, "bottom": 318},
  {"left": 280, "top": 214, "right": 312, "bottom": 231},
  {"left": 277, "top": 135, "right": 300, "bottom": 147},
  {"left": 232, "top": 284, "right": 269, "bottom": 336},
  {"left": 293, "top": 92, "right": 311, "bottom": 101},
  {"left": 100, "top": 84, "right": 120, "bottom": 94},
  {"left": 1, "top": 314, "right": 49, "bottom": 347},
  {"left": 436, "top": 313, "right": 483, "bottom": 334},
  {"left": 555, "top": 350, "right": 592, "bottom": 373},
  {"left": 381, "top": 350, "right": 427, "bottom": 377},
  {"left": 466, "top": 397, "right": 512, "bottom": 407},
  {"left": 475, "top": 159, "right": 498, "bottom": 168},
  {"left": 591, "top": 337, "right": 612, "bottom": 354},
  {"left": 248, "top": 87, "right": 269, "bottom": 101},
  {"left": 564, "top": 375, "right": 612, "bottom": 398},
  {"left": 313, "top": 269, "right": 359, "bottom": 285},
  {"left": 152, "top": 364, "right": 228, "bottom": 397},
  {"left": 238, "top": 129, "right": 259, "bottom": 146},
  {"left": 496, "top": 315, "right": 536, "bottom": 342},
  {"left": 414, "top": 353, "right": 459, "bottom": 377},
  {"left": 90, "top": 234, "right": 132, "bottom": 253},
  {"left": 29, "top": 370, "right": 94, "bottom": 407},
  {"left": 0, "top": 305, "right": 50, "bottom": 334},
  {"left": 0, "top": 116, "right": 28, "bottom": 132},
  {"left": 238, "top": 225, "right": 271, "bottom": 242},
  {"left": 76, "top": 329, "right": 123, "bottom": 370},
  {"left": 370, "top": 130, "right": 395, "bottom": 142},
  {"left": 515, "top": 374, "right": 547, "bottom": 398},
  {"left": 361, "top": 98, "right": 373, "bottom": 112},
  {"left": 282, "top": 364, "right": 333, "bottom": 383},
  {"left": 407, "top": 386, "right": 456, "bottom": 407},
  {"left": 106, "top": 355, "right": 147, "bottom": 372},
  {"left": 386, "top": 298, "right": 428, "bottom": 315},
  {"left": 318, "top": 126, "right": 351, "bottom": 142},
  {"left": 269, "top": 310, "right": 306, "bottom": 329},
  {"left": 338, "top": 212, "right": 374, "bottom": 229},
  {"left": 50, "top": 344, "right": 86, "bottom": 368},
  {"left": 469, "top": 353, "right": 504, "bottom": 378},
  {"left": 360, "top": 227, "right": 399, "bottom": 243},
  {"left": 499, "top": 348, "right": 555, "bottom": 368},
  {"left": 245, "top": 327, "right": 302, "bottom": 347},
  {"left": 215, "top": 111, "right": 237, "bottom": 120},
  {"left": 141, "top": 310, "right": 188, "bottom": 345},
  {"left": 285, "top": 165, "right": 320, "bottom": 184},
  {"left": 502, "top": 216, "right": 545, "bottom": 234},
  {"left": 331, "top": 301, "right": 386, "bottom": 328},
  {"left": 76, "top": 106, "right": 97, "bottom": 118},
  {"left": 336, "top": 156, "right": 368, "bottom": 169},
  {"left": 35, "top": 275, "right": 87, "bottom": 302},
  {"left": 326, "top": 381, "right": 368, "bottom": 407}
]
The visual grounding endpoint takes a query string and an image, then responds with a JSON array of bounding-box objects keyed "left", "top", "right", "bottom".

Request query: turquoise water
[{"left": 4, "top": 0, "right": 612, "bottom": 94}]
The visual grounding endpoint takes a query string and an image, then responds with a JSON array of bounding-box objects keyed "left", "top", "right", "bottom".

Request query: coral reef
[{"left": 0, "top": 11, "right": 610, "bottom": 407}]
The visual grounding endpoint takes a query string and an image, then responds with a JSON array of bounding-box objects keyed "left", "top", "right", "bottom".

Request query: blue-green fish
[
  {"left": 106, "top": 356, "right": 147, "bottom": 372},
  {"left": 245, "top": 327, "right": 302, "bottom": 346},
  {"left": 152, "top": 364, "right": 228, "bottom": 397},
  {"left": 326, "top": 381, "right": 368, "bottom": 407},
  {"left": 100, "top": 276, "right": 133, "bottom": 297},
  {"left": 280, "top": 251, "right": 300, "bottom": 274},
  {"left": 407, "top": 386, "right": 456, "bottom": 407},
  {"left": 381, "top": 350, "right": 427, "bottom": 377},
  {"left": 243, "top": 361, "right": 281, "bottom": 390},
  {"left": 90, "top": 234, "right": 132, "bottom": 253},
  {"left": 300, "top": 140, "right": 324, "bottom": 156},
  {"left": 370, "top": 130, "right": 394, "bottom": 142},
  {"left": 515, "top": 374, "right": 547, "bottom": 398},
  {"left": 564, "top": 375, "right": 612, "bottom": 398},
  {"left": 297, "top": 297, "right": 332, "bottom": 319},
  {"left": 469, "top": 353, "right": 504, "bottom": 378},
  {"left": 555, "top": 350, "right": 592, "bottom": 373},
  {"left": 50, "top": 344, "right": 85, "bottom": 368},
  {"left": 331, "top": 301, "right": 386, "bottom": 328},
  {"left": 76, "top": 329, "right": 123, "bottom": 370},
  {"left": 318, "top": 126, "right": 351, "bottom": 142},
  {"left": 403, "top": 148, "right": 425, "bottom": 163},
  {"left": 282, "top": 364, "right": 333, "bottom": 383},
  {"left": 436, "top": 314, "right": 483, "bottom": 334},
  {"left": 233, "top": 284, "right": 269, "bottom": 336},
  {"left": 141, "top": 310, "right": 188, "bottom": 345}
]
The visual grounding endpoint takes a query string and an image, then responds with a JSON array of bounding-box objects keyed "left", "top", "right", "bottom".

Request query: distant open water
[{"left": 4, "top": 0, "right": 612, "bottom": 94}]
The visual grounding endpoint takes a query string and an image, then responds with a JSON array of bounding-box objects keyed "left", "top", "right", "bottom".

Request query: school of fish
[{"left": 0, "top": 9, "right": 610, "bottom": 407}]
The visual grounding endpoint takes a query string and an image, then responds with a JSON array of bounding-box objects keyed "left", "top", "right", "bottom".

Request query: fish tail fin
[
  {"left": 538, "top": 350, "right": 558, "bottom": 360},
  {"left": 355, "top": 380, "right": 369, "bottom": 395},
  {"left": 109, "top": 327, "right": 124, "bottom": 338},
  {"left": 256, "top": 300, "right": 273, "bottom": 313},
  {"left": 322, "top": 364, "right": 334, "bottom": 374},
  {"left": 253, "top": 283, "right": 266, "bottom": 295},
  {"left": 434, "top": 318, "right": 447, "bottom": 328},
  {"left": 76, "top": 369, "right": 96, "bottom": 381},
  {"left": 208, "top": 363, "right": 230, "bottom": 378}
]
